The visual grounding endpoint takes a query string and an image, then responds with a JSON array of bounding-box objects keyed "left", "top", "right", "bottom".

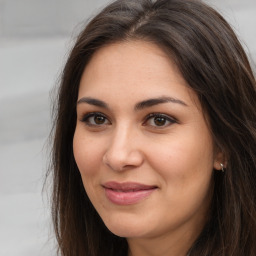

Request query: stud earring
[{"left": 220, "top": 163, "right": 225, "bottom": 172}]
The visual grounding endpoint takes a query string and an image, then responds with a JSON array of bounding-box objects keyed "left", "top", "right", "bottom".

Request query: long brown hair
[{"left": 49, "top": 0, "right": 256, "bottom": 255}]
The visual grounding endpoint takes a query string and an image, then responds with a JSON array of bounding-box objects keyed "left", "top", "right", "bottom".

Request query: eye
[
  {"left": 81, "top": 112, "right": 110, "bottom": 126},
  {"left": 143, "top": 113, "right": 176, "bottom": 128}
]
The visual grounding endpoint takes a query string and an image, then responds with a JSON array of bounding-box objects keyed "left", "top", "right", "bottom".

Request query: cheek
[
  {"left": 73, "top": 127, "right": 106, "bottom": 205},
  {"left": 146, "top": 128, "right": 214, "bottom": 190},
  {"left": 147, "top": 136, "right": 214, "bottom": 220},
  {"left": 73, "top": 127, "right": 104, "bottom": 177}
]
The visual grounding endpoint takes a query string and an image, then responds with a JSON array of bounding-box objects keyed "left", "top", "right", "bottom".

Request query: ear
[{"left": 213, "top": 151, "right": 226, "bottom": 171}]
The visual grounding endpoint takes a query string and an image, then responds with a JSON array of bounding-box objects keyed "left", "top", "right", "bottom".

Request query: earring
[{"left": 220, "top": 163, "right": 225, "bottom": 172}]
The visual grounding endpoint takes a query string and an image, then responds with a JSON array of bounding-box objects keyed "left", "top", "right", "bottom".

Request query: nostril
[{"left": 102, "top": 149, "right": 144, "bottom": 172}]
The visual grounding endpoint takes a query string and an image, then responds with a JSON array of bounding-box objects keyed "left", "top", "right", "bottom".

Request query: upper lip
[{"left": 102, "top": 181, "right": 158, "bottom": 191}]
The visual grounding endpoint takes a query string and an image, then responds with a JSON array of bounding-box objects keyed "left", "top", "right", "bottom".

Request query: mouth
[{"left": 102, "top": 182, "right": 158, "bottom": 205}]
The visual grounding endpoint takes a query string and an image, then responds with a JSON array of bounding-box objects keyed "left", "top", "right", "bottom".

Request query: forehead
[
  {"left": 84, "top": 41, "right": 180, "bottom": 77},
  {"left": 78, "top": 40, "right": 198, "bottom": 108}
]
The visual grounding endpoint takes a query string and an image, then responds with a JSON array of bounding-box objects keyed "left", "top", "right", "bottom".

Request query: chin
[
  {"left": 102, "top": 214, "right": 150, "bottom": 238},
  {"left": 107, "top": 226, "right": 146, "bottom": 238}
]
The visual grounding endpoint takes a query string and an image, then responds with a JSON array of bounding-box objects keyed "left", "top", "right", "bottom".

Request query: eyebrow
[
  {"left": 134, "top": 96, "right": 188, "bottom": 110},
  {"left": 77, "top": 96, "right": 188, "bottom": 110},
  {"left": 77, "top": 97, "right": 109, "bottom": 109}
]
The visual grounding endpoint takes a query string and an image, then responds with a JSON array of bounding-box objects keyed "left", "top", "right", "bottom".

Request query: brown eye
[
  {"left": 81, "top": 112, "right": 110, "bottom": 126},
  {"left": 154, "top": 116, "right": 167, "bottom": 126},
  {"left": 144, "top": 113, "right": 176, "bottom": 128},
  {"left": 94, "top": 115, "right": 106, "bottom": 124}
]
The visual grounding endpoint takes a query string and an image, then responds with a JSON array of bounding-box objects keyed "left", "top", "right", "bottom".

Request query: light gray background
[{"left": 0, "top": 0, "right": 255, "bottom": 255}]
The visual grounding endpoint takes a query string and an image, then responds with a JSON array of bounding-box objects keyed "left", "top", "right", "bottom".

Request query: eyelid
[
  {"left": 79, "top": 112, "right": 177, "bottom": 128},
  {"left": 80, "top": 112, "right": 111, "bottom": 126},
  {"left": 143, "top": 113, "right": 177, "bottom": 127}
]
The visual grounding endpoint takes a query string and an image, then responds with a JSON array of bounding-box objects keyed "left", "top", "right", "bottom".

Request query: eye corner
[
  {"left": 79, "top": 111, "right": 111, "bottom": 127},
  {"left": 143, "top": 112, "right": 178, "bottom": 129}
]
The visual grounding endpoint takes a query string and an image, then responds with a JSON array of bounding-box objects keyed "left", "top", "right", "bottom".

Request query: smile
[{"left": 102, "top": 182, "right": 158, "bottom": 205}]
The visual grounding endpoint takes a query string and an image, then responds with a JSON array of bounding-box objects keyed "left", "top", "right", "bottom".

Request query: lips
[{"left": 103, "top": 182, "right": 157, "bottom": 205}]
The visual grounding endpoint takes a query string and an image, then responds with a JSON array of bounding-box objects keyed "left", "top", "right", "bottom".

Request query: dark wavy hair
[{"left": 48, "top": 0, "right": 256, "bottom": 255}]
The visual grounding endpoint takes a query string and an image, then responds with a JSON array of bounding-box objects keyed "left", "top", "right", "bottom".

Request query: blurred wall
[{"left": 0, "top": 0, "right": 110, "bottom": 38}]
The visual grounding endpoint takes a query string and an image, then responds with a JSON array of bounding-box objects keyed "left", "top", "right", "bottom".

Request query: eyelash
[
  {"left": 143, "top": 113, "right": 177, "bottom": 128},
  {"left": 80, "top": 112, "right": 177, "bottom": 128},
  {"left": 81, "top": 112, "right": 111, "bottom": 126}
]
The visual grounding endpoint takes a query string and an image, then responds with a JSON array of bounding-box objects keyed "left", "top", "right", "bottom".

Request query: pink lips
[{"left": 103, "top": 182, "right": 157, "bottom": 205}]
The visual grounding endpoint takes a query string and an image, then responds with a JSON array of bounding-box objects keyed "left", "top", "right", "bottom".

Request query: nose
[{"left": 103, "top": 125, "right": 144, "bottom": 172}]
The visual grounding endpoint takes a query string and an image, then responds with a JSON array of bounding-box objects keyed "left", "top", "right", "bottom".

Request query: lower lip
[{"left": 104, "top": 188, "right": 156, "bottom": 205}]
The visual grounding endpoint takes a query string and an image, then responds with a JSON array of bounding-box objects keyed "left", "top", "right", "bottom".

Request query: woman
[{"left": 49, "top": 0, "right": 256, "bottom": 255}]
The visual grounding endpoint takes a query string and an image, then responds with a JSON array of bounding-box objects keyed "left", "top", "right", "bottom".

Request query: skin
[{"left": 73, "top": 40, "right": 224, "bottom": 256}]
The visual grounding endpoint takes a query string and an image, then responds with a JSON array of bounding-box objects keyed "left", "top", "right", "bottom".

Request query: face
[{"left": 73, "top": 41, "right": 222, "bottom": 241}]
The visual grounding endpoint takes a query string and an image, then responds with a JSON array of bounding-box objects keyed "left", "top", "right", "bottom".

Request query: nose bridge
[
  {"left": 103, "top": 122, "right": 143, "bottom": 171},
  {"left": 112, "top": 122, "right": 133, "bottom": 148}
]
